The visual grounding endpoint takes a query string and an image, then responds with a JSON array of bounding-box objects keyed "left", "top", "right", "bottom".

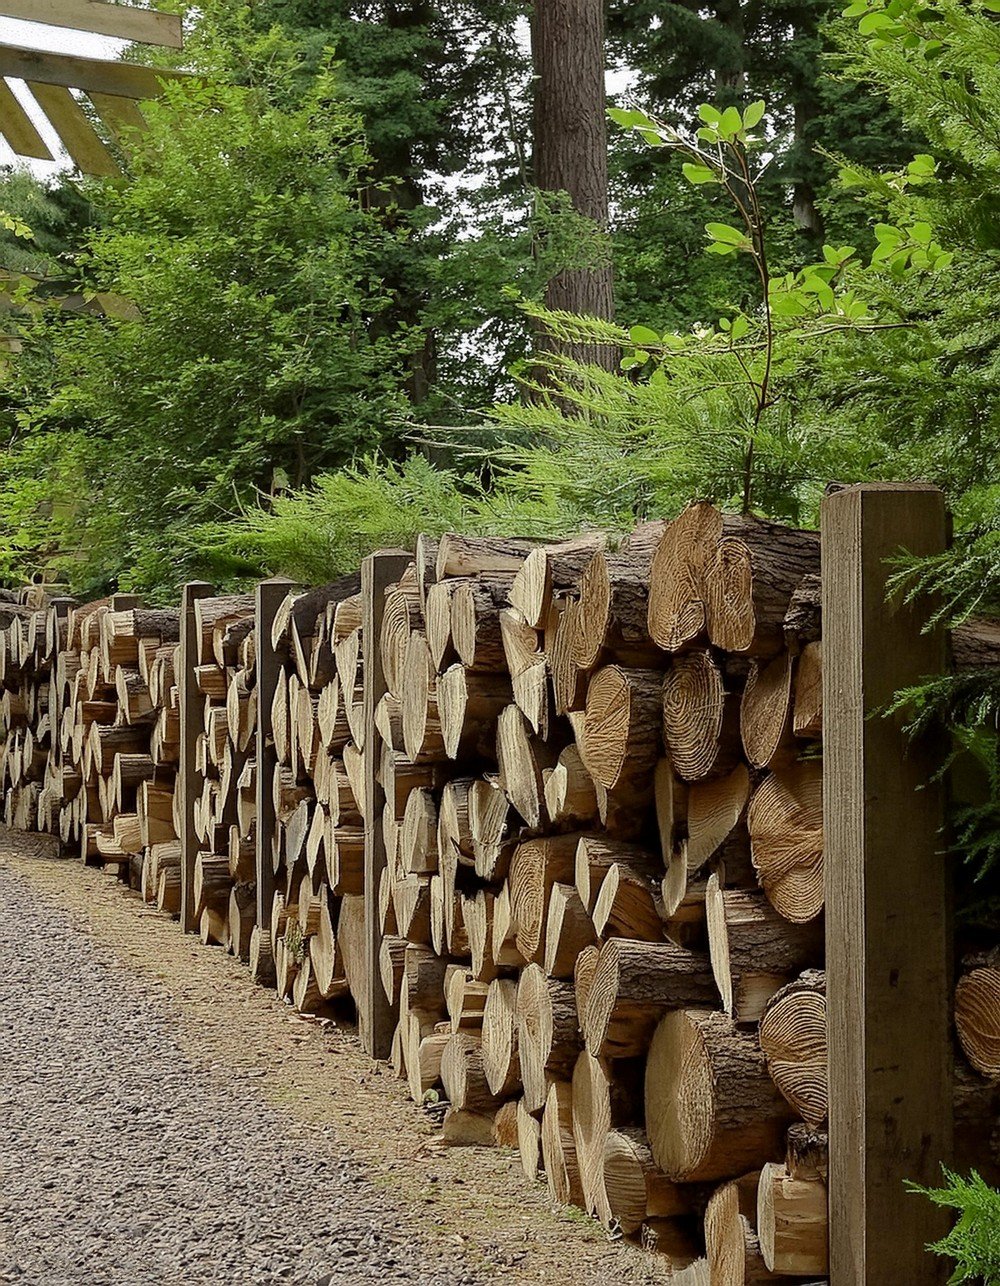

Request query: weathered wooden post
[
  {"left": 179, "top": 580, "right": 213, "bottom": 933},
  {"left": 361, "top": 549, "right": 411, "bottom": 1058},
  {"left": 822, "top": 482, "right": 952, "bottom": 1283}
]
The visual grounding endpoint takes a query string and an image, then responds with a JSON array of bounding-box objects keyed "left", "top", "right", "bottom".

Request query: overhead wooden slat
[
  {"left": 87, "top": 90, "right": 146, "bottom": 142},
  {"left": 0, "top": 77, "right": 53, "bottom": 160},
  {"left": 0, "top": 43, "right": 188, "bottom": 100},
  {"left": 0, "top": 1, "right": 183, "bottom": 48},
  {"left": 26, "top": 81, "right": 119, "bottom": 177}
]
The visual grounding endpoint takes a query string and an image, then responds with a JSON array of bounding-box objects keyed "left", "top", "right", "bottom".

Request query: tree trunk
[{"left": 532, "top": 0, "right": 615, "bottom": 366}]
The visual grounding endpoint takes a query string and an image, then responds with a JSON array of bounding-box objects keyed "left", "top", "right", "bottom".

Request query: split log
[
  {"left": 704, "top": 1172, "right": 779, "bottom": 1284},
  {"left": 601, "top": 1127, "right": 691, "bottom": 1235},
  {"left": 955, "top": 967, "right": 1000, "bottom": 1079},
  {"left": 543, "top": 881, "right": 597, "bottom": 978},
  {"left": 740, "top": 652, "right": 793, "bottom": 769},
  {"left": 756, "top": 1160, "right": 829, "bottom": 1276},
  {"left": 508, "top": 536, "right": 605, "bottom": 629},
  {"left": 758, "top": 970, "right": 827, "bottom": 1129},
  {"left": 662, "top": 650, "right": 740, "bottom": 782},
  {"left": 508, "top": 833, "right": 580, "bottom": 964},
  {"left": 648, "top": 502, "right": 724, "bottom": 651},
  {"left": 704, "top": 518, "right": 820, "bottom": 657},
  {"left": 579, "top": 665, "right": 662, "bottom": 794},
  {"left": 706, "top": 875, "right": 824, "bottom": 1023},
  {"left": 435, "top": 533, "right": 534, "bottom": 579},
  {"left": 583, "top": 938, "right": 716, "bottom": 1058},
  {"left": 543, "top": 744, "right": 599, "bottom": 828},
  {"left": 515, "top": 1097, "right": 542, "bottom": 1179},
  {"left": 748, "top": 760, "right": 824, "bottom": 924},
  {"left": 450, "top": 578, "right": 510, "bottom": 672},
  {"left": 541, "top": 1080, "right": 585, "bottom": 1207},
  {"left": 438, "top": 664, "right": 510, "bottom": 760},
  {"left": 440, "top": 1033, "right": 505, "bottom": 1114},
  {"left": 645, "top": 1009, "right": 793, "bottom": 1181},
  {"left": 516, "top": 964, "right": 581, "bottom": 1113},
  {"left": 496, "top": 704, "right": 558, "bottom": 830},
  {"left": 481, "top": 977, "right": 521, "bottom": 1098},
  {"left": 792, "top": 642, "right": 822, "bottom": 739},
  {"left": 685, "top": 763, "right": 750, "bottom": 875}
]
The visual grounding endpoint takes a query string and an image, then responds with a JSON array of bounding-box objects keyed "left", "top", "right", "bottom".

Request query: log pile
[
  {"left": 260, "top": 576, "right": 364, "bottom": 1014},
  {"left": 0, "top": 587, "right": 185, "bottom": 914},
  {"left": 368, "top": 509, "right": 836, "bottom": 1273},
  {"left": 1, "top": 502, "right": 997, "bottom": 1275},
  {"left": 189, "top": 593, "right": 256, "bottom": 949}
]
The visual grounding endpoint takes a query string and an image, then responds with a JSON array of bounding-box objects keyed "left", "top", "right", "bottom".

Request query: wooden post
[
  {"left": 179, "top": 581, "right": 213, "bottom": 934},
  {"left": 361, "top": 549, "right": 412, "bottom": 1057},
  {"left": 254, "top": 577, "right": 294, "bottom": 973},
  {"left": 822, "top": 483, "right": 952, "bottom": 1284}
]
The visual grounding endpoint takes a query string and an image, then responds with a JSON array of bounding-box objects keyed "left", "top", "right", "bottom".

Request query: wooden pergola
[{"left": 0, "top": 1, "right": 187, "bottom": 176}]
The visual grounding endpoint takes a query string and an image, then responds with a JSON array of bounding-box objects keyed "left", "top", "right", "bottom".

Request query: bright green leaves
[
  {"left": 628, "top": 324, "right": 661, "bottom": 345},
  {"left": 695, "top": 99, "right": 766, "bottom": 146},
  {"left": 682, "top": 163, "right": 717, "bottom": 185},
  {"left": 842, "top": 0, "right": 967, "bottom": 60},
  {"left": 606, "top": 105, "right": 670, "bottom": 148},
  {"left": 705, "top": 222, "right": 752, "bottom": 256},
  {"left": 0, "top": 211, "right": 32, "bottom": 241},
  {"left": 871, "top": 220, "right": 953, "bottom": 272}
]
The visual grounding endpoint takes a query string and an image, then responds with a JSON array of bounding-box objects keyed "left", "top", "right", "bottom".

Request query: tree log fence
[{"left": 0, "top": 482, "right": 996, "bottom": 1282}]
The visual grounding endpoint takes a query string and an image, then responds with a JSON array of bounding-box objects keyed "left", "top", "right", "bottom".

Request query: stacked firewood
[
  {"left": 368, "top": 507, "right": 836, "bottom": 1276},
  {"left": 0, "top": 584, "right": 63, "bottom": 835},
  {"left": 188, "top": 594, "right": 257, "bottom": 949},
  {"left": 255, "top": 575, "right": 366, "bottom": 1015},
  {"left": 0, "top": 589, "right": 185, "bottom": 906}
]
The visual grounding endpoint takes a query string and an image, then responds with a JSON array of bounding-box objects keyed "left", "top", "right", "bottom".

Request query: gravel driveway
[{"left": 0, "top": 861, "right": 480, "bottom": 1286}]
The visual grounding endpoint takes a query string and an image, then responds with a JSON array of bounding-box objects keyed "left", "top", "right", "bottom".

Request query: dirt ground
[{"left": 0, "top": 831, "right": 677, "bottom": 1284}]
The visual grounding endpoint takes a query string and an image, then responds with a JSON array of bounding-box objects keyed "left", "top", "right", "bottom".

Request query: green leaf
[
  {"left": 907, "top": 153, "right": 936, "bottom": 178},
  {"left": 629, "top": 324, "right": 661, "bottom": 345},
  {"left": 742, "top": 100, "right": 766, "bottom": 129},
  {"left": 842, "top": 0, "right": 869, "bottom": 13},
  {"left": 858, "top": 10, "right": 895, "bottom": 31},
  {"left": 607, "top": 107, "right": 654, "bottom": 130},
  {"left": 705, "top": 222, "right": 745, "bottom": 245},
  {"left": 730, "top": 314, "right": 750, "bottom": 340},
  {"left": 697, "top": 104, "right": 722, "bottom": 126},
  {"left": 705, "top": 241, "right": 738, "bottom": 255},
  {"left": 638, "top": 129, "right": 667, "bottom": 147},
  {"left": 682, "top": 162, "right": 717, "bottom": 185},
  {"left": 719, "top": 106, "right": 743, "bottom": 138}
]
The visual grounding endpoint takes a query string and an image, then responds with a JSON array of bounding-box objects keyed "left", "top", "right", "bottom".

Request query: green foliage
[
  {"left": 200, "top": 454, "right": 476, "bottom": 586},
  {"left": 909, "top": 1170, "right": 1000, "bottom": 1284},
  {"left": 0, "top": 37, "right": 418, "bottom": 598}
]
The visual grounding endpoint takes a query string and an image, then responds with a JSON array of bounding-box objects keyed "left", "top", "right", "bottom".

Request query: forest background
[{"left": 4, "top": 0, "right": 995, "bottom": 603}]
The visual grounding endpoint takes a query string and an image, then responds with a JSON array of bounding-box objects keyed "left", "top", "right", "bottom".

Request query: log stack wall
[{"left": 0, "top": 489, "right": 995, "bottom": 1282}]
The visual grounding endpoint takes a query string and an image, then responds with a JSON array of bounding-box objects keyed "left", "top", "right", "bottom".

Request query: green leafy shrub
[{"left": 909, "top": 1169, "right": 1000, "bottom": 1284}]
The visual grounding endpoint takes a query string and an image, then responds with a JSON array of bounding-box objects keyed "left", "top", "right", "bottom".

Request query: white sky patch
[{"left": 0, "top": 17, "right": 125, "bottom": 178}]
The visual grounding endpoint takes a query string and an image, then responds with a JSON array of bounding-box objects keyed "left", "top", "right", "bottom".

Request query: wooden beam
[
  {"left": 26, "top": 82, "right": 118, "bottom": 176},
  {"left": 0, "top": 1, "right": 184, "bottom": 47},
  {"left": 254, "top": 577, "right": 294, "bottom": 983},
  {"left": 0, "top": 43, "right": 188, "bottom": 99},
  {"left": 0, "top": 77, "right": 53, "bottom": 159},
  {"left": 361, "top": 549, "right": 412, "bottom": 1058},
  {"left": 822, "top": 482, "right": 952, "bottom": 1285},
  {"left": 179, "top": 581, "right": 212, "bottom": 934},
  {"left": 87, "top": 90, "right": 146, "bottom": 143}
]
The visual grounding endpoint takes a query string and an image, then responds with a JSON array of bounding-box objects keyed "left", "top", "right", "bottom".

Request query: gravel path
[{"left": 0, "top": 862, "right": 481, "bottom": 1286}]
